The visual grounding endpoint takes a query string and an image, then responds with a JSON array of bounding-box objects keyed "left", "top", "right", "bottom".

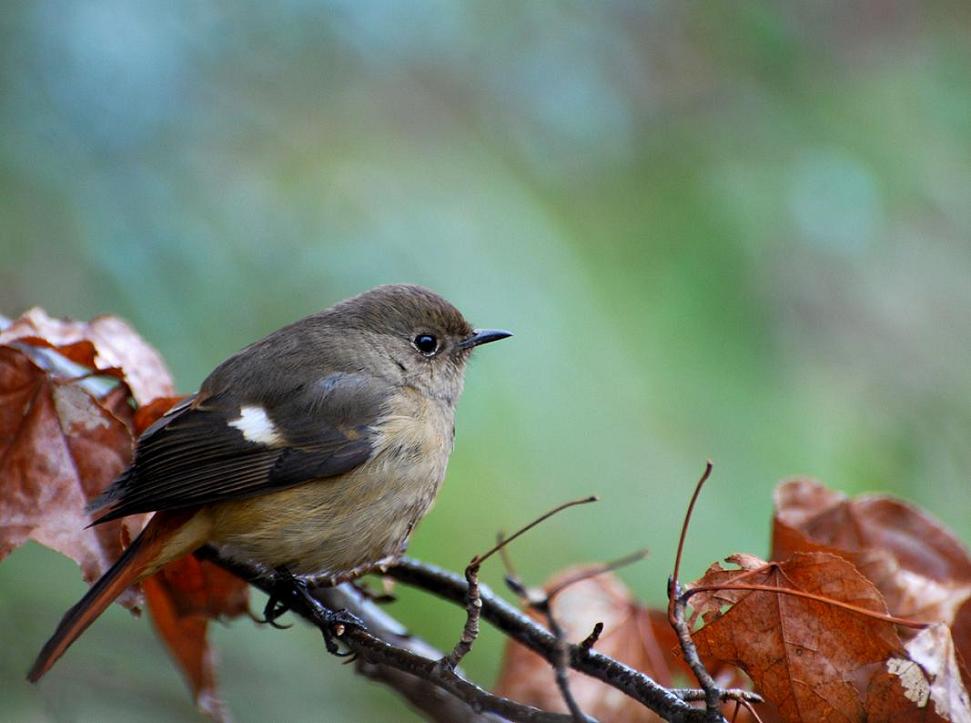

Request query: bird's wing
[{"left": 89, "top": 372, "right": 386, "bottom": 524}]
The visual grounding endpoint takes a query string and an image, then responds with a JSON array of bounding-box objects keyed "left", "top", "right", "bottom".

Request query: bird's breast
[{"left": 209, "top": 389, "right": 455, "bottom": 577}]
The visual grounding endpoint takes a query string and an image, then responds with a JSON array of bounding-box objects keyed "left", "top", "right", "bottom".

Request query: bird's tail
[{"left": 27, "top": 511, "right": 192, "bottom": 682}]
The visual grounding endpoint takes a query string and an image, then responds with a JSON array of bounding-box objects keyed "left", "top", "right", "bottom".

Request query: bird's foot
[
  {"left": 255, "top": 568, "right": 301, "bottom": 629},
  {"left": 259, "top": 568, "right": 366, "bottom": 656}
]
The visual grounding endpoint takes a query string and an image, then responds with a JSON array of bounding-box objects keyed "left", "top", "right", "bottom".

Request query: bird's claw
[
  {"left": 315, "top": 608, "right": 365, "bottom": 657},
  {"left": 255, "top": 594, "right": 294, "bottom": 629},
  {"left": 259, "top": 569, "right": 367, "bottom": 656}
]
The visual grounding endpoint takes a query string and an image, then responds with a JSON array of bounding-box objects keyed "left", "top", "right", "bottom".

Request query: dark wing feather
[{"left": 90, "top": 372, "right": 384, "bottom": 524}]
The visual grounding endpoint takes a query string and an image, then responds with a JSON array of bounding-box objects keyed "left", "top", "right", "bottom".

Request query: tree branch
[
  {"left": 385, "top": 557, "right": 716, "bottom": 721},
  {"left": 199, "top": 549, "right": 760, "bottom": 722},
  {"left": 199, "top": 548, "right": 572, "bottom": 723}
]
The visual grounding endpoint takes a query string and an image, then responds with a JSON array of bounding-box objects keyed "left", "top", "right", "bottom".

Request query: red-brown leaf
[
  {"left": 495, "top": 567, "right": 760, "bottom": 722},
  {"left": 0, "top": 307, "right": 174, "bottom": 405},
  {"left": 0, "top": 346, "right": 145, "bottom": 605},
  {"left": 691, "top": 552, "right": 905, "bottom": 722},
  {"left": 773, "top": 480, "right": 971, "bottom": 648},
  {"left": 495, "top": 568, "right": 667, "bottom": 722},
  {"left": 867, "top": 624, "right": 971, "bottom": 722},
  {"left": 133, "top": 395, "right": 187, "bottom": 436},
  {"left": 143, "top": 555, "right": 248, "bottom": 722}
]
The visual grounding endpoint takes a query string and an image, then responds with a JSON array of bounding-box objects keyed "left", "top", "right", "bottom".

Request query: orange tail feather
[{"left": 28, "top": 511, "right": 196, "bottom": 682}]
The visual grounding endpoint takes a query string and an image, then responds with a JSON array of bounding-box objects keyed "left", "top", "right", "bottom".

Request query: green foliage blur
[{"left": 2, "top": 2, "right": 970, "bottom": 721}]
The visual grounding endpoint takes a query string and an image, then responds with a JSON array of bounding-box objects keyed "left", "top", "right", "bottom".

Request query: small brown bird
[{"left": 28, "top": 284, "right": 510, "bottom": 681}]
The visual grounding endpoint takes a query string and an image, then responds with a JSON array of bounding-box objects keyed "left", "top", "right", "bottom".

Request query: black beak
[{"left": 459, "top": 328, "right": 513, "bottom": 349}]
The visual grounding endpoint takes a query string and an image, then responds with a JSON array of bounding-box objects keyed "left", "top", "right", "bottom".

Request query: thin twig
[
  {"left": 664, "top": 461, "right": 727, "bottom": 722},
  {"left": 444, "top": 496, "right": 599, "bottom": 671},
  {"left": 546, "top": 548, "right": 649, "bottom": 601},
  {"left": 387, "top": 557, "right": 721, "bottom": 721},
  {"left": 543, "top": 602, "right": 594, "bottom": 723},
  {"left": 578, "top": 623, "right": 603, "bottom": 652},
  {"left": 670, "top": 689, "right": 762, "bottom": 704},
  {"left": 496, "top": 529, "right": 594, "bottom": 722},
  {"left": 500, "top": 537, "right": 647, "bottom": 722},
  {"left": 442, "top": 562, "right": 482, "bottom": 669},
  {"left": 669, "top": 461, "right": 713, "bottom": 625},
  {"left": 199, "top": 548, "right": 574, "bottom": 723},
  {"left": 476, "top": 496, "right": 598, "bottom": 566},
  {"left": 738, "top": 697, "right": 765, "bottom": 723},
  {"left": 320, "top": 583, "right": 507, "bottom": 722},
  {"left": 670, "top": 589, "right": 725, "bottom": 723}
]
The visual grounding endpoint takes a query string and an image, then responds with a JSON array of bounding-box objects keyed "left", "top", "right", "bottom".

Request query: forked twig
[
  {"left": 498, "top": 532, "right": 649, "bottom": 722},
  {"left": 547, "top": 548, "right": 649, "bottom": 601},
  {"left": 667, "top": 461, "right": 739, "bottom": 722},
  {"left": 442, "top": 496, "right": 599, "bottom": 672}
]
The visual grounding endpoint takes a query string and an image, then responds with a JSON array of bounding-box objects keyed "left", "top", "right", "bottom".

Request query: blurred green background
[{"left": 2, "top": 1, "right": 970, "bottom": 720}]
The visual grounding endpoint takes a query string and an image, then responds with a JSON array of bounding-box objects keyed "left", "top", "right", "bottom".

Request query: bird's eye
[{"left": 413, "top": 333, "right": 439, "bottom": 356}]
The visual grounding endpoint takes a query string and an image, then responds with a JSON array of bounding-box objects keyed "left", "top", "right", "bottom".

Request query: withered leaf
[
  {"left": 144, "top": 555, "right": 249, "bottom": 722},
  {"left": 134, "top": 396, "right": 187, "bottom": 436},
  {"left": 0, "top": 308, "right": 250, "bottom": 719},
  {"left": 691, "top": 552, "right": 905, "bottom": 722},
  {"left": 495, "top": 567, "right": 667, "bottom": 722},
  {"left": 0, "top": 346, "right": 145, "bottom": 605},
  {"left": 908, "top": 624, "right": 971, "bottom": 723},
  {"left": 773, "top": 479, "right": 971, "bottom": 640},
  {"left": 495, "top": 567, "right": 760, "bottom": 722},
  {"left": 868, "top": 624, "right": 971, "bottom": 723},
  {"left": 0, "top": 307, "right": 174, "bottom": 405}
]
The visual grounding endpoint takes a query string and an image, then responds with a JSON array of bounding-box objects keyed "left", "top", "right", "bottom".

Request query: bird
[{"left": 28, "top": 283, "right": 510, "bottom": 681}]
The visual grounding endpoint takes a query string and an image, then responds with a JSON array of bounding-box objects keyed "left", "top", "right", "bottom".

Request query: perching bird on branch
[{"left": 29, "top": 284, "right": 510, "bottom": 681}]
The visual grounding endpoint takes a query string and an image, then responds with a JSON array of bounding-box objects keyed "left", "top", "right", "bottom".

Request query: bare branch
[
  {"left": 476, "top": 496, "right": 598, "bottom": 566},
  {"left": 546, "top": 548, "right": 649, "bottom": 601},
  {"left": 199, "top": 549, "right": 576, "bottom": 723},
  {"left": 319, "top": 583, "right": 508, "bottom": 723},
  {"left": 665, "top": 462, "right": 761, "bottom": 722},
  {"left": 499, "top": 544, "right": 592, "bottom": 721},
  {"left": 386, "top": 557, "right": 714, "bottom": 722},
  {"left": 445, "top": 496, "right": 601, "bottom": 672},
  {"left": 199, "top": 535, "right": 763, "bottom": 721},
  {"left": 670, "top": 584, "right": 725, "bottom": 722},
  {"left": 441, "top": 562, "right": 483, "bottom": 670},
  {"left": 670, "top": 460, "right": 713, "bottom": 608},
  {"left": 578, "top": 623, "right": 603, "bottom": 652}
]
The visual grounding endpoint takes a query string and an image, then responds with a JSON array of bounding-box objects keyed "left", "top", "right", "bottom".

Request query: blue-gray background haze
[{"left": 2, "top": 2, "right": 970, "bottom": 720}]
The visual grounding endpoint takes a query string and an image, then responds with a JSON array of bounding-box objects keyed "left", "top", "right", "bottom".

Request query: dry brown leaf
[
  {"left": 687, "top": 553, "right": 768, "bottom": 628},
  {"left": 0, "top": 307, "right": 174, "bottom": 405},
  {"left": 772, "top": 477, "right": 971, "bottom": 677},
  {"left": 691, "top": 551, "right": 905, "bottom": 722},
  {"left": 0, "top": 308, "right": 250, "bottom": 718},
  {"left": 495, "top": 567, "right": 663, "bottom": 722},
  {"left": 952, "top": 598, "right": 971, "bottom": 692},
  {"left": 495, "top": 567, "right": 762, "bottom": 722},
  {"left": 0, "top": 345, "right": 145, "bottom": 605},
  {"left": 909, "top": 624, "right": 971, "bottom": 723},
  {"left": 868, "top": 624, "right": 971, "bottom": 722},
  {"left": 144, "top": 555, "right": 249, "bottom": 722}
]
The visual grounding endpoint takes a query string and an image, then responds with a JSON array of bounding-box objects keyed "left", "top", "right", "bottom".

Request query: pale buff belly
[{"left": 204, "top": 401, "right": 453, "bottom": 577}]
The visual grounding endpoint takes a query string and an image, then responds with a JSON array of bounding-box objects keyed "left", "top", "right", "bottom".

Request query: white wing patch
[{"left": 230, "top": 405, "right": 284, "bottom": 445}]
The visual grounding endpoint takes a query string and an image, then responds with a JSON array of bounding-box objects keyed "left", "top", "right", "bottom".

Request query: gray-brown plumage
[{"left": 29, "top": 284, "right": 510, "bottom": 681}]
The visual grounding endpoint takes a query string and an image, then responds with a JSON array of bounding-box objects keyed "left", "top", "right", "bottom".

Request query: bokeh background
[{"left": 2, "top": 1, "right": 970, "bottom": 720}]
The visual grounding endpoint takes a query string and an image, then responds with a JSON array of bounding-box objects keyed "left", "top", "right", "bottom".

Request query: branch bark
[
  {"left": 199, "top": 548, "right": 571, "bottom": 722},
  {"left": 387, "top": 557, "right": 713, "bottom": 722},
  {"left": 199, "top": 549, "right": 760, "bottom": 722}
]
